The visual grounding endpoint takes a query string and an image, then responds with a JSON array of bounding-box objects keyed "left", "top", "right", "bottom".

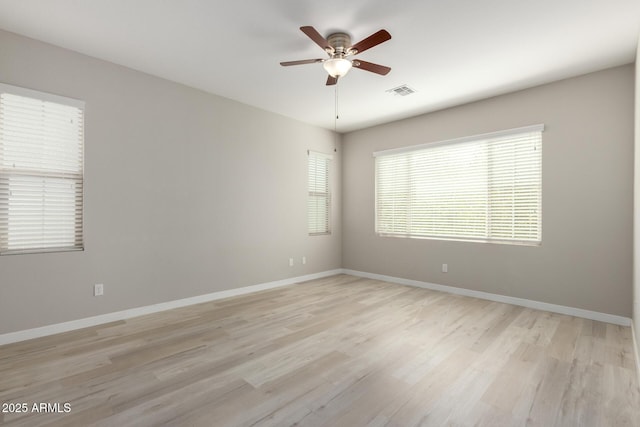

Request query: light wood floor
[{"left": 1, "top": 275, "right": 639, "bottom": 426}]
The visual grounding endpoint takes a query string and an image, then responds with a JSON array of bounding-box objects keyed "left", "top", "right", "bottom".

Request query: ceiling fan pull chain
[
  {"left": 334, "top": 82, "right": 341, "bottom": 137},
  {"left": 335, "top": 83, "right": 339, "bottom": 121},
  {"left": 334, "top": 83, "right": 340, "bottom": 148}
]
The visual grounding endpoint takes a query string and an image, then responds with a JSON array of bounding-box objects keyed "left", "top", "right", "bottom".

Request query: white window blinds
[
  {"left": 0, "top": 83, "right": 84, "bottom": 255},
  {"left": 308, "top": 151, "right": 332, "bottom": 235},
  {"left": 375, "top": 125, "right": 543, "bottom": 245}
]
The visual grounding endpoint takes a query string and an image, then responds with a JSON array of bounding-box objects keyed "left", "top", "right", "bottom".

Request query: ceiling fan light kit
[
  {"left": 323, "top": 57, "right": 352, "bottom": 78},
  {"left": 280, "top": 26, "right": 392, "bottom": 85}
]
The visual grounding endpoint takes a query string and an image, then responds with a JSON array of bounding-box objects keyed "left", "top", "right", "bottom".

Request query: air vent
[{"left": 386, "top": 84, "right": 416, "bottom": 96}]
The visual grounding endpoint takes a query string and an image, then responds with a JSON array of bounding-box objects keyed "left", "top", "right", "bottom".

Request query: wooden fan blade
[
  {"left": 353, "top": 60, "right": 391, "bottom": 75},
  {"left": 300, "top": 26, "right": 332, "bottom": 52},
  {"left": 280, "top": 59, "right": 324, "bottom": 66},
  {"left": 350, "top": 29, "right": 391, "bottom": 55},
  {"left": 326, "top": 75, "right": 338, "bottom": 86}
]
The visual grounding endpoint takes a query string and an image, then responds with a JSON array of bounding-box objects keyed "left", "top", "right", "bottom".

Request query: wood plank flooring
[{"left": 1, "top": 274, "right": 639, "bottom": 426}]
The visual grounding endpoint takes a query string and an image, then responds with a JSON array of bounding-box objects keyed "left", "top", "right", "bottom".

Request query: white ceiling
[{"left": 0, "top": 0, "right": 638, "bottom": 133}]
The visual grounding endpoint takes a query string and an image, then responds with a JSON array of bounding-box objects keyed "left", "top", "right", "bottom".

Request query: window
[
  {"left": 375, "top": 125, "right": 543, "bottom": 245},
  {"left": 308, "top": 150, "right": 332, "bottom": 235},
  {"left": 0, "top": 83, "right": 84, "bottom": 255}
]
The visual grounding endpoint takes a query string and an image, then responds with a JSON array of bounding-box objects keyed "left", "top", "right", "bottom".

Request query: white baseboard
[
  {"left": 0, "top": 269, "right": 342, "bottom": 346},
  {"left": 342, "top": 269, "right": 632, "bottom": 327},
  {"left": 632, "top": 323, "right": 640, "bottom": 384},
  {"left": 1, "top": 268, "right": 632, "bottom": 346}
]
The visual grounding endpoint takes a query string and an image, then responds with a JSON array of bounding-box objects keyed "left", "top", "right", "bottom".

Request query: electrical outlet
[
  {"left": 302, "top": 256, "right": 307, "bottom": 265},
  {"left": 94, "top": 283, "right": 104, "bottom": 296},
  {"left": 442, "top": 264, "right": 448, "bottom": 273},
  {"left": 289, "top": 258, "right": 294, "bottom": 267}
]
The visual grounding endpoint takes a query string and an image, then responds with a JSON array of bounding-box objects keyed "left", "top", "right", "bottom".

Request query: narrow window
[{"left": 308, "top": 151, "right": 332, "bottom": 235}]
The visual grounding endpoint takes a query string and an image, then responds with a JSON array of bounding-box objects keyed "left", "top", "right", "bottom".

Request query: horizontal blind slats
[
  {"left": 308, "top": 152, "right": 331, "bottom": 235},
  {"left": 376, "top": 130, "right": 542, "bottom": 244},
  {"left": 0, "top": 88, "right": 84, "bottom": 254}
]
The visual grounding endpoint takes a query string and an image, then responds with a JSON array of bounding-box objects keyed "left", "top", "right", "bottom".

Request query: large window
[
  {"left": 308, "top": 150, "right": 332, "bottom": 235},
  {"left": 0, "top": 83, "right": 84, "bottom": 255},
  {"left": 375, "top": 125, "right": 543, "bottom": 245}
]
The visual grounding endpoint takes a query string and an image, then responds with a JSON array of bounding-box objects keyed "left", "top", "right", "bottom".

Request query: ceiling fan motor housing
[{"left": 327, "top": 33, "right": 353, "bottom": 55}]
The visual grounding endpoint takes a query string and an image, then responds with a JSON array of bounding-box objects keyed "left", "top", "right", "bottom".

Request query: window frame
[
  {"left": 307, "top": 150, "right": 332, "bottom": 236},
  {"left": 374, "top": 124, "right": 543, "bottom": 246},
  {"left": 0, "top": 83, "right": 85, "bottom": 255}
]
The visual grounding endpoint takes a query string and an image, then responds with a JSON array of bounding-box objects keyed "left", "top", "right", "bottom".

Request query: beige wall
[
  {"left": 343, "top": 65, "right": 634, "bottom": 317},
  {"left": 0, "top": 30, "right": 342, "bottom": 334}
]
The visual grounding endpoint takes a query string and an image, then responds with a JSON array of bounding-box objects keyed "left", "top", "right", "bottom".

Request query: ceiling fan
[{"left": 280, "top": 26, "right": 392, "bottom": 86}]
